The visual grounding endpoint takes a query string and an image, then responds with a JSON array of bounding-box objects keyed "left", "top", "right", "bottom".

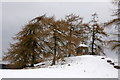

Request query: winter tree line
[{"left": 3, "top": 1, "right": 120, "bottom": 69}]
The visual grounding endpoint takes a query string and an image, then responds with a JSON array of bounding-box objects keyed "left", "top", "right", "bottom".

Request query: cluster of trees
[{"left": 3, "top": 13, "right": 108, "bottom": 69}]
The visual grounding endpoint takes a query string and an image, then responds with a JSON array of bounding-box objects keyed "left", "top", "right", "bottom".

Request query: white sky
[{"left": 1, "top": 0, "right": 115, "bottom": 58}]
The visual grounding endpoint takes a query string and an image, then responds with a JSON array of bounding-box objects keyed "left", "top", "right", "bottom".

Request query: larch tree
[
  {"left": 89, "top": 13, "right": 108, "bottom": 55},
  {"left": 64, "top": 14, "right": 83, "bottom": 57},
  {"left": 64, "top": 14, "right": 90, "bottom": 56},
  {"left": 3, "top": 15, "right": 53, "bottom": 68},
  {"left": 30, "top": 15, "right": 63, "bottom": 66},
  {"left": 48, "top": 19, "right": 70, "bottom": 65},
  {"left": 32, "top": 15, "right": 70, "bottom": 65},
  {"left": 4, "top": 21, "right": 42, "bottom": 68},
  {"left": 105, "top": 0, "right": 120, "bottom": 51}
]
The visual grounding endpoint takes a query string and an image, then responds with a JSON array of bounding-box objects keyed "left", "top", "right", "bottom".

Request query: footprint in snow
[{"left": 84, "top": 70, "right": 86, "bottom": 72}]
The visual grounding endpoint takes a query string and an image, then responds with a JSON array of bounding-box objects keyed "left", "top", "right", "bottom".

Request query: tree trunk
[
  {"left": 68, "top": 53, "right": 71, "bottom": 57},
  {"left": 91, "top": 26, "right": 95, "bottom": 55},
  {"left": 68, "top": 27, "right": 72, "bottom": 57},
  {"left": 51, "top": 30, "right": 57, "bottom": 65},
  {"left": 31, "top": 41, "right": 35, "bottom": 67},
  {"left": 51, "top": 54, "right": 56, "bottom": 65},
  {"left": 31, "top": 54, "right": 35, "bottom": 67}
]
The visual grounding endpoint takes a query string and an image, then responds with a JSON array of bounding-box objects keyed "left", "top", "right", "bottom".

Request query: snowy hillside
[{"left": 0, "top": 55, "right": 118, "bottom": 78}]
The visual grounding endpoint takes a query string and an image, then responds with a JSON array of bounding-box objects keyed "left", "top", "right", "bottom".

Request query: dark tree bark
[
  {"left": 51, "top": 30, "right": 57, "bottom": 65},
  {"left": 91, "top": 26, "right": 95, "bottom": 55}
]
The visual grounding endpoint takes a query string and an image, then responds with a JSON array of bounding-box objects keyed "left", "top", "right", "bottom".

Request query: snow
[
  {"left": 0, "top": 61, "right": 10, "bottom": 64},
  {"left": 79, "top": 44, "right": 88, "bottom": 47},
  {"left": 0, "top": 55, "right": 118, "bottom": 79}
]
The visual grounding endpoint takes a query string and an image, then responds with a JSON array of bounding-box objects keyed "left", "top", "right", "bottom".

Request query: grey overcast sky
[{"left": 2, "top": 2, "right": 113, "bottom": 55}]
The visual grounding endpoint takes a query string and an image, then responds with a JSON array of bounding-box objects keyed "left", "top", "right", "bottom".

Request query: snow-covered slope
[{"left": 0, "top": 55, "right": 118, "bottom": 78}]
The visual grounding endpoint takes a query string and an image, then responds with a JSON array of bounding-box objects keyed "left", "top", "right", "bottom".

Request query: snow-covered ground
[{"left": 0, "top": 55, "right": 118, "bottom": 79}]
